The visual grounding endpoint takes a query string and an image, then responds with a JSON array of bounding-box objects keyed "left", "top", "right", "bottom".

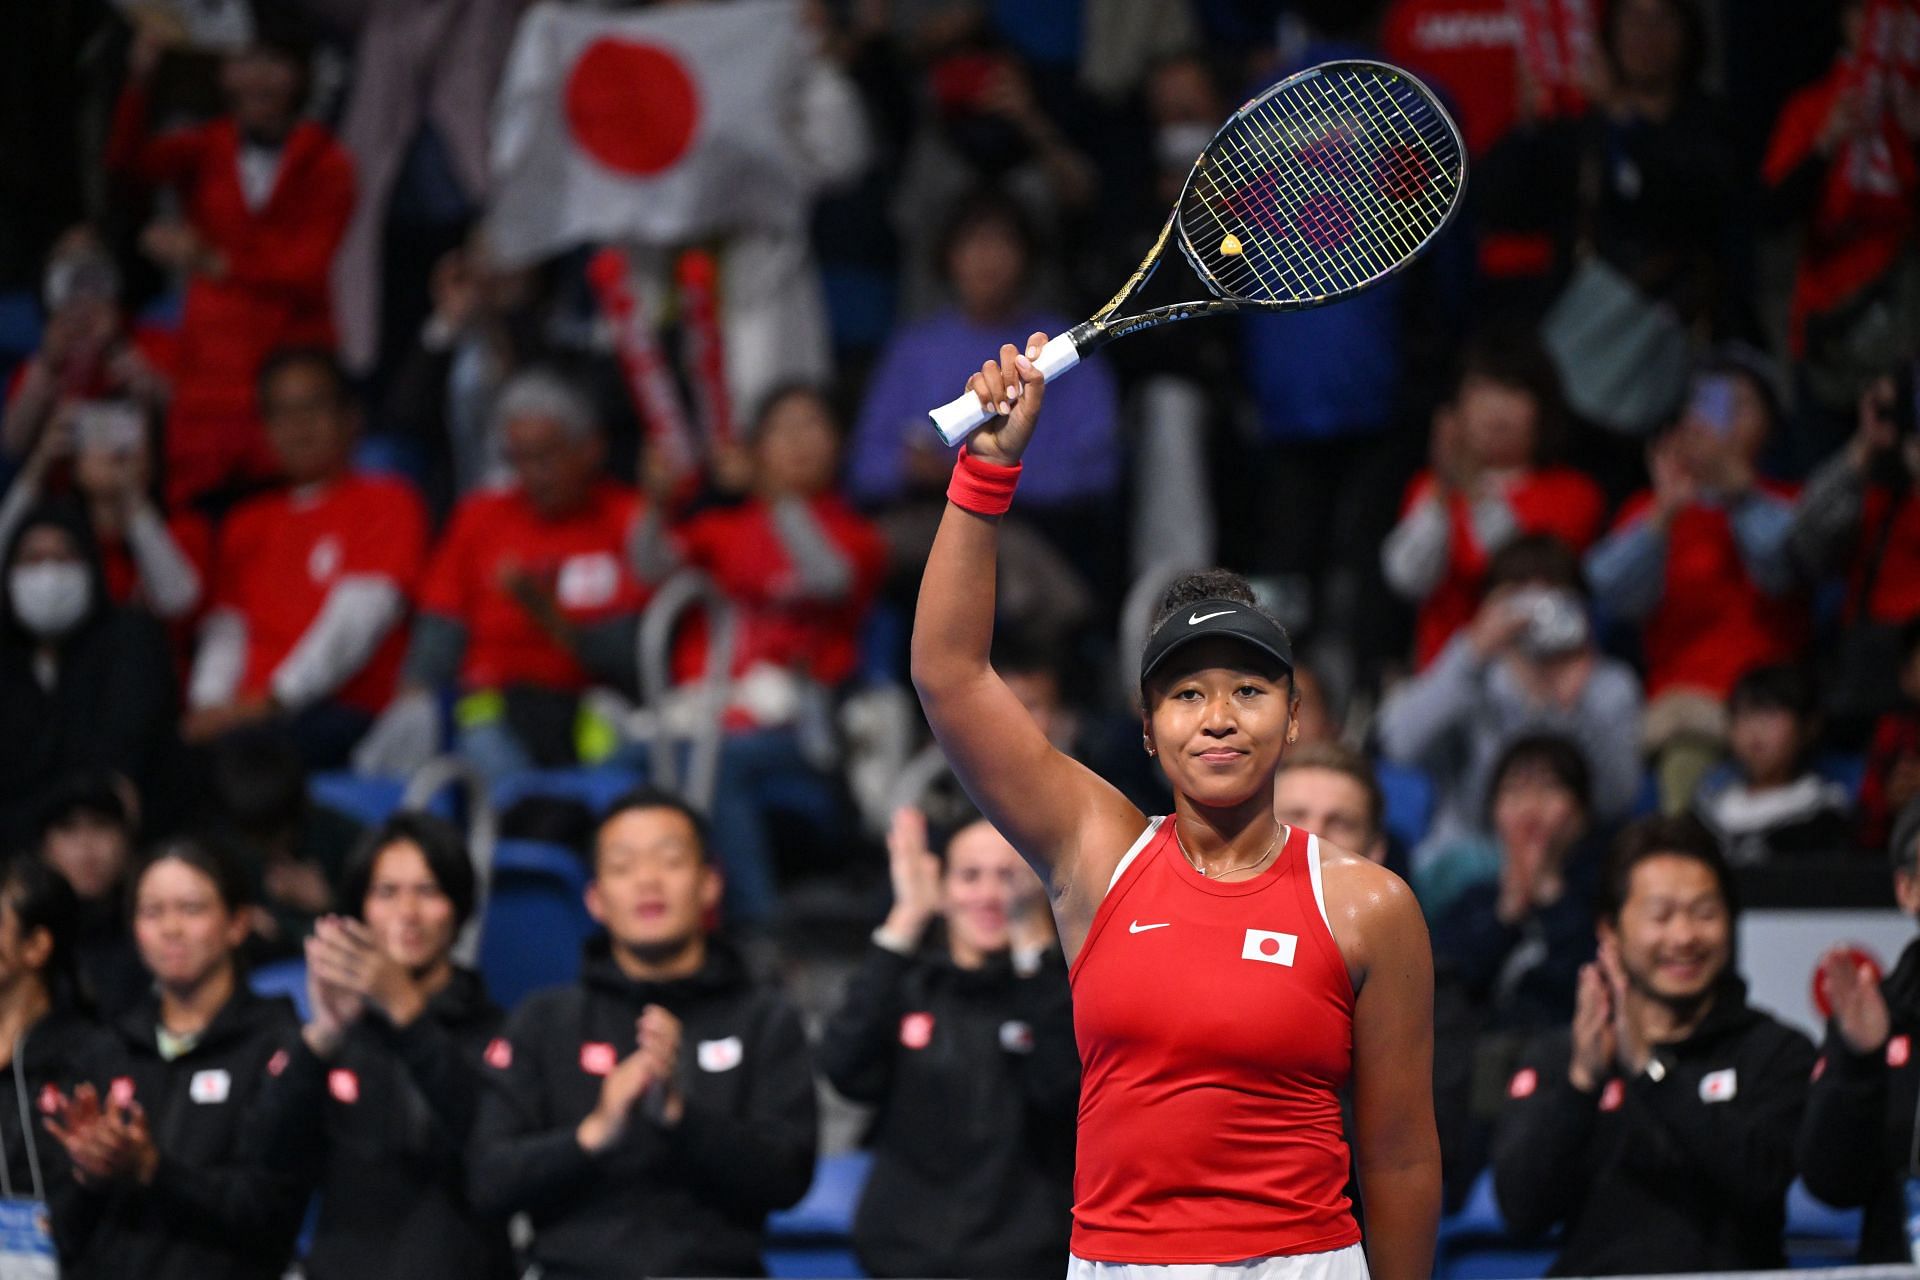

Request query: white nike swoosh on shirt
[
  {"left": 1129, "top": 921, "right": 1171, "bottom": 933},
  {"left": 1188, "top": 610, "right": 1235, "bottom": 625}
]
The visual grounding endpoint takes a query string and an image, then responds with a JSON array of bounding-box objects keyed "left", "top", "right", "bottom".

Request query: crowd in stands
[{"left": 2, "top": 0, "right": 1919, "bottom": 1274}]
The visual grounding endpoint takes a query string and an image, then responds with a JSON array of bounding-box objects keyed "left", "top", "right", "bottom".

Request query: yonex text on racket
[{"left": 927, "top": 60, "right": 1467, "bottom": 446}]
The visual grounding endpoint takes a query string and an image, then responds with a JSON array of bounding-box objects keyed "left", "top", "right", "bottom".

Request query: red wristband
[{"left": 947, "top": 446, "right": 1023, "bottom": 516}]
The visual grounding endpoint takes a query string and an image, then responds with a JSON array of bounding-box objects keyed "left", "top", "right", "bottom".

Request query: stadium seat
[
  {"left": 767, "top": 1150, "right": 872, "bottom": 1278},
  {"left": 250, "top": 958, "right": 312, "bottom": 1022},
  {"left": 1435, "top": 1170, "right": 1557, "bottom": 1280},
  {"left": 490, "top": 765, "right": 643, "bottom": 820},
  {"left": 309, "top": 772, "right": 405, "bottom": 829},
  {"left": 1785, "top": 1177, "right": 1864, "bottom": 1268},
  {"left": 1376, "top": 761, "right": 1435, "bottom": 852},
  {"left": 478, "top": 839, "right": 596, "bottom": 1009}
]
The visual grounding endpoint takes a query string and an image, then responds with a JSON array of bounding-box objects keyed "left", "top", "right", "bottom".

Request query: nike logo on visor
[
  {"left": 1129, "top": 921, "right": 1171, "bottom": 933},
  {"left": 1188, "top": 610, "right": 1235, "bottom": 625}
]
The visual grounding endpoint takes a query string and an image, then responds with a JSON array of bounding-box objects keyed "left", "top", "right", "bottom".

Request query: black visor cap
[{"left": 1140, "top": 598, "right": 1295, "bottom": 689}]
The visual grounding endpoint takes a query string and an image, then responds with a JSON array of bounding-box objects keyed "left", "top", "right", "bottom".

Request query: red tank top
[{"left": 1069, "top": 819, "right": 1361, "bottom": 1264}]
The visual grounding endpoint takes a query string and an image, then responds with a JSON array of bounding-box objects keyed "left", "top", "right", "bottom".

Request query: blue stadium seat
[
  {"left": 491, "top": 765, "right": 643, "bottom": 820},
  {"left": 1785, "top": 1177, "right": 1864, "bottom": 1268},
  {"left": 1376, "top": 762, "right": 1435, "bottom": 852},
  {"left": 479, "top": 839, "right": 596, "bottom": 1009},
  {"left": 1435, "top": 1169, "right": 1558, "bottom": 1280},
  {"left": 351, "top": 435, "right": 427, "bottom": 487},
  {"left": 250, "top": 958, "right": 312, "bottom": 1022},
  {"left": 767, "top": 1151, "right": 871, "bottom": 1277},
  {"left": 309, "top": 772, "right": 405, "bottom": 828}
]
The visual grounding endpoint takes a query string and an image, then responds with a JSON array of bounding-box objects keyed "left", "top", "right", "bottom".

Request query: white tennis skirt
[{"left": 1068, "top": 1244, "right": 1370, "bottom": 1280}]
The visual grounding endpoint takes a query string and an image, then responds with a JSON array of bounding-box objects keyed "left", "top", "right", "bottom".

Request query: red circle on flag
[
  {"left": 1811, "top": 944, "right": 1883, "bottom": 1020},
  {"left": 564, "top": 39, "right": 700, "bottom": 177}
]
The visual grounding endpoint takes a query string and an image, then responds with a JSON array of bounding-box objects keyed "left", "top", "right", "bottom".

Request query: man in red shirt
[
  {"left": 185, "top": 349, "right": 427, "bottom": 767},
  {"left": 631, "top": 385, "right": 886, "bottom": 925},
  {"left": 1586, "top": 353, "right": 1803, "bottom": 812},
  {"left": 359, "top": 371, "right": 649, "bottom": 781},
  {"left": 1382, "top": 342, "right": 1607, "bottom": 669},
  {"left": 106, "top": 22, "right": 355, "bottom": 506}
]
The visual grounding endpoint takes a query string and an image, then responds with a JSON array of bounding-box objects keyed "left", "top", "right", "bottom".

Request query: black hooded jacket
[
  {"left": 70, "top": 983, "right": 308, "bottom": 1280},
  {"left": 257, "top": 966, "right": 513, "bottom": 1280},
  {"left": 818, "top": 939, "right": 1078, "bottom": 1279},
  {"left": 469, "top": 936, "right": 817, "bottom": 1278},
  {"left": 0, "top": 500, "right": 178, "bottom": 849},
  {"left": 0, "top": 1007, "right": 118, "bottom": 1267},
  {"left": 1492, "top": 975, "right": 1816, "bottom": 1275},
  {"left": 1797, "top": 933, "right": 1920, "bottom": 1262}
]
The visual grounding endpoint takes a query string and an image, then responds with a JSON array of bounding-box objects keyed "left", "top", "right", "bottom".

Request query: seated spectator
[
  {"left": 0, "top": 502, "right": 178, "bottom": 851},
  {"left": 1789, "top": 372, "right": 1920, "bottom": 735},
  {"left": 0, "top": 856, "right": 117, "bottom": 1270},
  {"left": 1694, "top": 664, "right": 1853, "bottom": 864},
  {"left": 106, "top": 19, "right": 355, "bottom": 506},
  {"left": 1, "top": 229, "right": 170, "bottom": 466},
  {"left": 1428, "top": 734, "right": 1602, "bottom": 1209},
  {"left": 993, "top": 636, "right": 1169, "bottom": 815},
  {"left": 1289, "top": 660, "right": 1343, "bottom": 750},
  {"left": 204, "top": 726, "right": 364, "bottom": 962},
  {"left": 358, "top": 371, "right": 650, "bottom": 782},
  {"left": 1377, "top": 535, "right": 1643, "bottom": 866},
  {"left": 820, "top": 809, "right": 1074, "bottom": 1278},
  {"left": 470, "top": 788, "right": 817, "bottom": 1278},
  {"left": 45, "top": 838, "right": 310, "bottom": 1280},
  {"left": 184, "top": 349, "right": 428, "bottom": 768},
  {"left": 1762, "top": 0, "right": 1920, "bottom": 425},
  {"left": 1273, "top": 742, "right": 1390, "bottom": 867},
  {"left": 1797, "top": 796, "right": 1920, "bottom": 1262},
  {"left": 631, "top": 385, "right": 886, "bottom": 925},
  {"left": 37, "top": 773, "right": 147, "bottom": 1016},
  {"left": 847, "top": 195, "right": 1122, "bottom": 595},
  {"left": 1382, "top": 340, "right": 1606, "bottom": 669},
  {"left": 261, "top": 814, "right": 512, "bottom": 1280},
  {"left": 1492, "top": 816, "right": 1815, "bottom": 1274},
  {"left": 1587, "top": 353, "right": 1803, "bottom": 812},
  {"left": 1860, "top": 619, "right": 1920, "bottom": 848}
]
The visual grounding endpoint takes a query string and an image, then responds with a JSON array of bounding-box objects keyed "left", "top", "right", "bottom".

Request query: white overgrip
[{"left": 926, "top": 331, "right": 1083, "bottom": 447}]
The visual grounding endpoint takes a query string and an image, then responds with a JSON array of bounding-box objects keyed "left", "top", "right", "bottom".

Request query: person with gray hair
[
  {"left": 355, "top": 369, "right": 651, "bottom": 780},
  {"left": 1796, "top": 797, "right": 1920, "bottom": 1263}
]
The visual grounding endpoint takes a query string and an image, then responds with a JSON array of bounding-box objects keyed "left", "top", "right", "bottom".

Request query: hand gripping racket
[{"left": 927, "top": 60, "right": 1467, "bottom": 445}]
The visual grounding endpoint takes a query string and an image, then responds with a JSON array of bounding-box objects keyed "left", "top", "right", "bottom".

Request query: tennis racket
[{"left": 927, "top": 59, "right": 1468, "bottom": 446}]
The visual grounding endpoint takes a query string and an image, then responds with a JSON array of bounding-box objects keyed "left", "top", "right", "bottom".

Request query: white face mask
[{"left": 10, "top": 563, "right": 92, "bottom": 637}]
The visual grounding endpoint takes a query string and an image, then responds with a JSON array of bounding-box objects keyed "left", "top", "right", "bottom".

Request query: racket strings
[{"left": 1178, "top": 65, "right": 1462, "bottom": 306}]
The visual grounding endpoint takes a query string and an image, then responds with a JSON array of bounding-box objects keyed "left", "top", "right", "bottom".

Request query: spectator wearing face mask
[
  {"left": 0, "top": 503, "right": 178, "bottom": 851},
  {"left": 469, "top": 788, "right": 817, "bottom": 1278},
  {"left": 105, "top": 18, "right": 356, "bottom": 506},
  {"left": 36, "top": 773, "right": 148, "bottom": 1018},
  {"left": 1378, "top": 535, "right": 1643, "bottom": 867},
  {"left": 1492, "top": 816, "right": 1814, "bottom": 1274},
  {"left": 1693, "top": 664, "right": 1853, "bottom": 865},
  {"left": 259, "top": 813, "right": 512, "bottom": 1280},
  {"left": 819, "top": 809, "right": 1075, "bottom": 1279},
  {"left": 1383, "top": 341, "right": 1607, "bottom": 670},
  {"left": 1586, "top": 354, "right": 1803, "bottom": 813}
]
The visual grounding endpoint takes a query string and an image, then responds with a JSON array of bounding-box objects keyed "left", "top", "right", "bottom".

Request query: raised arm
[{"left": 909, "top": 334, "right": 1142, "bottom": 904}]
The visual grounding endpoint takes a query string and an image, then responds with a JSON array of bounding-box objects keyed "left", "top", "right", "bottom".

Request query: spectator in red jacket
[
  {"left": 106, "top": 22, "right": 355, "bottom": 506},
  {"left": 631, "top": 385, "right": 886, "bottom": 926},
  {"left": 1383, "top": 339, "right": 1607, "bottom": 669},
  {"left": 1762, "top": 0, "right": 1920, "bottom": 392},
  {"left": 1587, "top": 352, "right": 1804, "bottom": 812},
  {"left": 1861, "top": 619, "right": 1920, "bottom": 849},
  {"left": 185, "top": 349, "right": 427, "bottom": 768},
  {"left": 359, "top": 370, "right": 649, "bottom": 782}
]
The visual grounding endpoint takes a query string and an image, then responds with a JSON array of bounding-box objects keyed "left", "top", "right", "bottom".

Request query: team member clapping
[
  {"left": 260, "top": 814, "right": 512, "bottom": 1280},
  {"left": 820, "top": 809, "right": 1077, "bottom": 1278},
  {"left": 470, "top": 788, "right": 817, "bottom": 1278}
]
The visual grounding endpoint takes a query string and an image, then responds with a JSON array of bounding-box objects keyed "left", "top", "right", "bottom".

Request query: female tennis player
[{"left": 912, "top": 334, "right": 1439, "bottom": 1280}]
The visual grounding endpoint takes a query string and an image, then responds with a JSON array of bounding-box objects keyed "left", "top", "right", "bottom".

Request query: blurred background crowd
[{"left": 2, "top": 0, "right": 1919, "bottom": 1275}]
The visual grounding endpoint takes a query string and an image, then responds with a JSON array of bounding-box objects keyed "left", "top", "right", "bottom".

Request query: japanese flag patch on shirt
[
  {"left": 1698, "top": 1068, "right": 1737, "bottom": 1103},
  {"left": 697, "top": 1036, "right": 743, "bottom": 1073},
  {"left": 189, "top": 1069, "right": 231, "bottom": 1105}
]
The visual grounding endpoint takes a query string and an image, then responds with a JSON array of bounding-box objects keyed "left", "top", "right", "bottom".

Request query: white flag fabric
[{"left": 487, "top": 0, "right": 807, "bottom": 267}]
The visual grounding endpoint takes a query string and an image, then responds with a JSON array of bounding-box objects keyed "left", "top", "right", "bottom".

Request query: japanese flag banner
[{"left": 487, "top": 0, "right": 807, "bottom": 267}]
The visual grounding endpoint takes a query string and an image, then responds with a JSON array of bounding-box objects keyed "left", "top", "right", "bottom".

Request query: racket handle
[{"left": 927, "top": 332, "right": 1083, "bottom": 447}]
